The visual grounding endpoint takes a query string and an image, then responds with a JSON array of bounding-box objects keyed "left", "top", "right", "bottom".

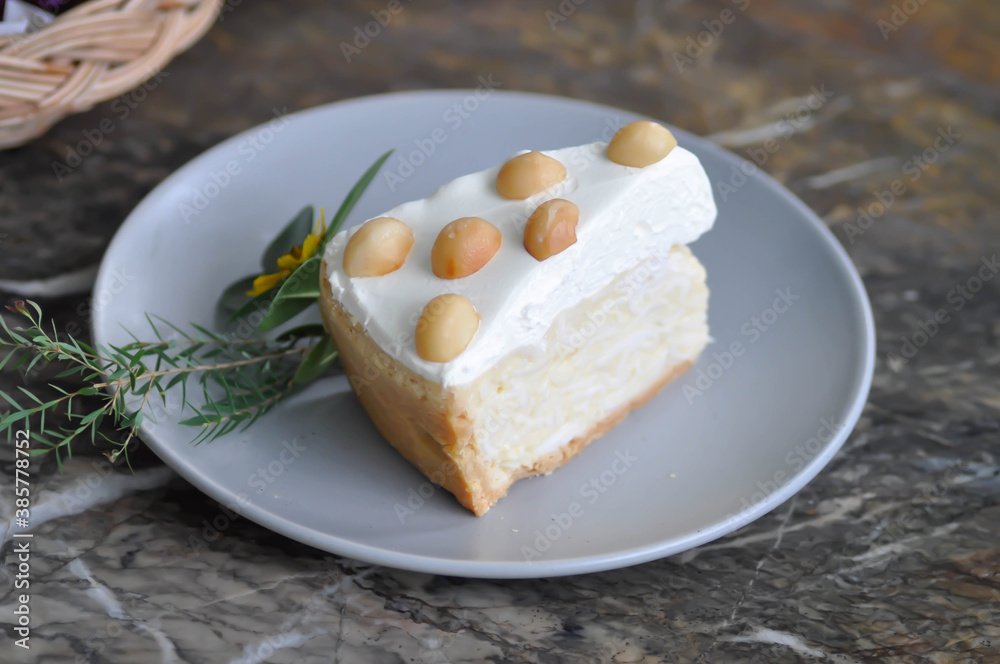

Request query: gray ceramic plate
[{"left": 93, "top": 90, "right": 874, "bottom": 578}]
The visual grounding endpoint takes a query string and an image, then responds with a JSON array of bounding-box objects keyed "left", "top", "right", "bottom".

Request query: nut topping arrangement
[{"left": 342, "top": 121, "right": 675, "bottom": 362}]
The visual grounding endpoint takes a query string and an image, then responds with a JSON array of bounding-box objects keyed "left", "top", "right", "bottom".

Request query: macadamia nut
[
  {"left": 343, "top": 217, "right": 415, "bottom": 277},
  {"left": 495, "top": 151, "right": 567, "bottom": 200},
  {"left": 431, "top": 217, "right": 502, "bottom": 279},
  {"left": 523, "top": 199, "right": 579, "bottom": 261},
  {"left": 607, "top": 121, "right": 677, "bottom": 168},
  {"left": 415, "top": 294, "right": 480, "bottom": 362}
]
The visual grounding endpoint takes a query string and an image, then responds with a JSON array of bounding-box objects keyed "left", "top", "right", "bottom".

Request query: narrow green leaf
[
  {"left": 273, "top": 255, "right": 322, "bottom": 300},
  {"left": 257, "top": 256, "right": 323, "bottom": 332},
  {"left": 75, "top": 338, "right": 97, "bottom": 356},
  {"left": 23, "top": 353, "right": 44, "bottom": 375},
  {"left": 152, "top": 316, "right": 194, "bottom": 341},
  {"left": 257, "top": 298, "right": 315, "bottom": 333},
  {"left": 54, "top": 366, "right": 85, "bottom": 379},
  {"left": 293, "top": 337, "right": 339, "bottom": 385},
  {"left": 189, "top": 324, "right": 226, "bottom": 341},
  {"left": 216, "top": 275, "right": 259, "bottom": 317},
  {"left": 262, "top": 205, "right": 314, "bottom": 270},
  {"left": 16, "top": 386, "right": 44, "bottom": 405},
  {"left": 145, "top": 313, "right": 165, "bottom": 342},
  {"left": 89, "top": 413, "right": 99, "bottom": 443},
  {"left": 227, "top": 290, "right": 273, "bottom": 325},
  {"left": 179, "top": 413, "right": 216, "bottom": 427},
  {"left": 0, "top": 389, "right": 21, "bottom": 409},
  {"left": 165, "top": 373, "right": 187, "bottom": 391},
  {"left": 80, "top": 409, "right": 104, "bottom": 425},
  {"left": 0, "top": 410, "right": 31, "bottom": 428},
  {"left": 0, "top": 349, "right": 18, "bottom": 372},
  {"left": 321, "top": 150, "right": 393, "bottom": 247}
]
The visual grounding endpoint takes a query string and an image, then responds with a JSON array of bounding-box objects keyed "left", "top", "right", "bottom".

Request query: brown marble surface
[{"left": 1, "top": 1, "right": 999, "bottom": 662}]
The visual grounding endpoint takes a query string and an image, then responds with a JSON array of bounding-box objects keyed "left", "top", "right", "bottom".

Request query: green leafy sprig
[
  {"left": 0, "top": 150, "right": 392, "bottom": 463},
  {"left": 221, "top": 149, "right": 392, "bottom": 331},
  {"left": 0, "top": 303, "right": 328, "bottom": 466}
]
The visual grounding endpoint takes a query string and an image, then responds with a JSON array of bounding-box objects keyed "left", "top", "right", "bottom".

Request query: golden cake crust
[{"left": 320, "top": 261, "right": 696, "bottom": 515}]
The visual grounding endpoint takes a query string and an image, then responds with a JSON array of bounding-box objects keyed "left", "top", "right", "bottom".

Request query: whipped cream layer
[{"left": 323, "top": 140, "right": 717, "bottom": 386}]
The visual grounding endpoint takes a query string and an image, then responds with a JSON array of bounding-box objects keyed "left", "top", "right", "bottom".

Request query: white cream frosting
[{"left": 323, "top": 140, "right": 717, "bottom": 387}]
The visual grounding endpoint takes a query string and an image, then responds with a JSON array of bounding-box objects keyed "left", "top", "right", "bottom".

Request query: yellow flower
[{"left": 247, "top": 211, "right": 327, "bottom": 297}]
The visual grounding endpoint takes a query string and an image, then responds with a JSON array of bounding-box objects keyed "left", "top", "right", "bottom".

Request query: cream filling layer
[{"left": 459, "top": 245, "right": 709, "bottom": 481}]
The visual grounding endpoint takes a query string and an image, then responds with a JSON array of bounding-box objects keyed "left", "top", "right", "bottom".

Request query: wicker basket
[{"left": 0, "top": 0, "right": 222, "bottom": 150}]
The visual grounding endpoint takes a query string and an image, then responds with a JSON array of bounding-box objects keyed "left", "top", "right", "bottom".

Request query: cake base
[{"left": 320, "top": 245, "right": 708, "bottom": 516}]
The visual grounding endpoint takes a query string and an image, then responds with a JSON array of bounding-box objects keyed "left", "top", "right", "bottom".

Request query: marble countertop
[{"left": 1, "top": 1, "right": 999, "bottom": 662}]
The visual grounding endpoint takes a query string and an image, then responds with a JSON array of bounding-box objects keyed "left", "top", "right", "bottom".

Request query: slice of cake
[{"left": 320, "top": 121, "right": 717, "bottom": 515}]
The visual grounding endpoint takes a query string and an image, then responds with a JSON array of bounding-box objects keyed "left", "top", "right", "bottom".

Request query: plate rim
[{"left": 92, "top": 89, "right": 875, "bottom": 578}]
